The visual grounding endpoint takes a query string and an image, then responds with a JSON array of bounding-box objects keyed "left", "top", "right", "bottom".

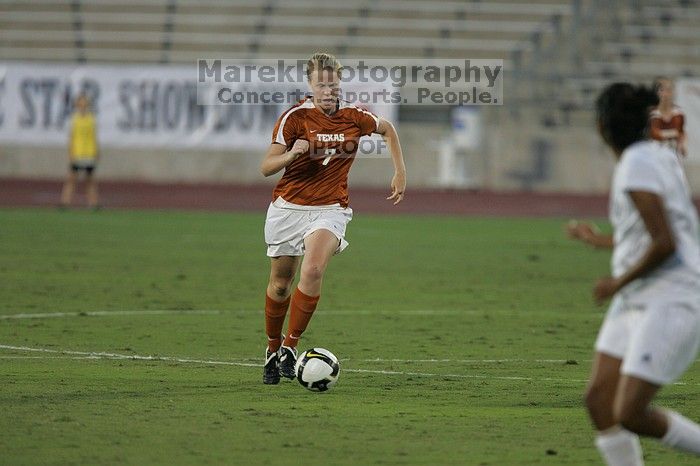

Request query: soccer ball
[{"left": 294, "top": 347, "right": 340, "bottom": 392}]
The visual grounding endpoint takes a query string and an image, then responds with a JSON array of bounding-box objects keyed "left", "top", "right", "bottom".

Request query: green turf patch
[{"left": 1, "top": 208, "right": 698, "bottom": 465}]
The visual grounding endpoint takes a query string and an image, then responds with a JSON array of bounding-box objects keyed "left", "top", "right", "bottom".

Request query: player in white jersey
[{"left": 567, "top": 83, "right": 700, "bottom": 465}]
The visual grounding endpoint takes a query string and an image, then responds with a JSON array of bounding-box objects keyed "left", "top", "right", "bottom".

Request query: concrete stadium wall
[
  {"left": 3, "top": 120, "right": 700, "bottom": 195},
  {"left": 0, "top": 122, "right": 448, "bottom": 188},
  {"left": 485, "top": 114, "right": 700, "bottom": 194}
]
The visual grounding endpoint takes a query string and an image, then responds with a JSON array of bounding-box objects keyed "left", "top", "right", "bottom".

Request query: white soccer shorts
[
  {"left": 595, "top": 292, "right": 700, "bottom": 385},
  {"left": 264, "top": 197, "right": 353, "bottom": 257}
]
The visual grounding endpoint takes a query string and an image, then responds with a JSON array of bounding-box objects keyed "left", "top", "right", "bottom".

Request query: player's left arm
[
  {"left": 92, "top": 115, "right": 100, "bottom": 161},
  {"left": 593, "top": 191, "right": 676, "bottom": 304},
  {"left": 678, "top": 114, "right": 687, "bottom": 157},
  {"left": 375, "top": 118, "right": 406, "bottom": 205},
  {"left": 565, "top": 220, "right": 613, "bottom": 249}
]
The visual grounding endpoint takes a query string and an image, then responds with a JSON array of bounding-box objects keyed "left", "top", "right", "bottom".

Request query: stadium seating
[
  {"left": 533, "top": 0, "right": 700, "bottom": 123},
  {"left": 2, "top": 0, "right": 699, "bottom": 191},
  {"left": 0, "top": 0, "right": 569, "bottom": 66},
  {"left": 2, "top": 0, "right": 697, "bottom": 109}
]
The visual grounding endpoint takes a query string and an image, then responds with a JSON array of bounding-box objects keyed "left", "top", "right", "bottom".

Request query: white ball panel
[{"left": 300, "top": 358, "right": 333, "bottom": 382}]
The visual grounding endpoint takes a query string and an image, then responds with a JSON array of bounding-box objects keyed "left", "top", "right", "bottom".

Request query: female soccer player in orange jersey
[
  {"left": 259, "top": 52, "right": 406, "bottom": 384},
  {"left": 649, "top": 77, "right": 687, "bottom": 157}
]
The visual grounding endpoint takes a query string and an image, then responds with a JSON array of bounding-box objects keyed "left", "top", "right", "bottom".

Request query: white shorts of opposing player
[
  {"left": 264, "top": 196, "right": 353, "bottom": 257},
  {"left": 596, "top": 283, "right": 700, "bottom": 385}
]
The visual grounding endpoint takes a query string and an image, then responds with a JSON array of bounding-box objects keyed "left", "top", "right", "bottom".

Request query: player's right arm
[
  {"left": 593, "top": 191, "right": 676, "bottom": 304},
  {"left": 68, "top": 117, "right": 75, "bottom": 160},
  {"left": 565, "top": 220, "right": 613, "bottom": 249},
  {"left": 649, "top": 116, "right": 664, "bottom": 141},
  {"left": 260, "top": 139, "right": 309, "bottom": 177}
]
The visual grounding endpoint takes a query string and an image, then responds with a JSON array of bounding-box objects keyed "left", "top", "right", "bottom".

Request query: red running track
[{"left": 0, "top": 178, "right": 612, "bottom": 217}]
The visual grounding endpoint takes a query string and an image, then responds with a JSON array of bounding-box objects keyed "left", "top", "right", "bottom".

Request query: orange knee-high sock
[
  {"left": 283, "top": 288, "right": 320, "bottom": 348},
  {"left": 265, "top": 294, "right": 291, "bottom": 352}
]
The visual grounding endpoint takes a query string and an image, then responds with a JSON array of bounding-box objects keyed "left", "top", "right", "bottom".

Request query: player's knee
[
  {"left": 617, "top": 409, "right": 643, "bottom": 433},
  {"left": 270, "top": 279, "right": 293, "bottom": 298},
  {"left": 613, "top": 401, "right": 645, "bottom": 433},
  {"left": 301, "top": 263, "right": 324, "bottom": 284},
  {"left": 583, "top": 388, "right": 598, "bottom": 415},
  {"left": 584, "top": 383, "right": 613, "bottom": 416}
]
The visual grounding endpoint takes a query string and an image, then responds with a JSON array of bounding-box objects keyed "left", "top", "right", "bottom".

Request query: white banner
[
  {"left": 677, "top": 79, "right": 700, "bottom": 162},
  {"left": 0, "top": 62, "right": 396, "bottom": 151}
]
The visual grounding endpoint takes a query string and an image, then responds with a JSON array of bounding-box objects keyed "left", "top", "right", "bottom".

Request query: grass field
[{"left": 1, "top": 208, "right": 699, "bottom": 465}]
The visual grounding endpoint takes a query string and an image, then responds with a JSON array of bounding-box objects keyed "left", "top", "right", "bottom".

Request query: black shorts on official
[{"left": 70, "top": 162, "right": 96, "bottom": 174}]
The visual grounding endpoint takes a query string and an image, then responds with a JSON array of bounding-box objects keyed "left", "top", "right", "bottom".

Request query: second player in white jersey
[
  {"left": 567, "top": 83, "right": 700, "bottom": 466},
  {"left": 610, "top": 140, "right": 700, "bottom": 300}
]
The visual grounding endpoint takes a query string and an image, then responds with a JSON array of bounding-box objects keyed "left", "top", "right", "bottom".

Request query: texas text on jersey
[{"left": 270, "top": 97, "right": 379, "bottom": 207}]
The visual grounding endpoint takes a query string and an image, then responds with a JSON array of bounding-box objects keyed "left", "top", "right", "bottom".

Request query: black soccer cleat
[
  {"left": 263, "top": 348, "right": 280, "bottom": 385},
  {"left": 279, "top": 345, "right": 298, "bottom": 379}
]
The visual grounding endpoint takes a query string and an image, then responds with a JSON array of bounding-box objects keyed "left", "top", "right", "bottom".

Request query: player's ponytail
[{"left": 595, "top": 83, "right": 658, "bottom": 153}]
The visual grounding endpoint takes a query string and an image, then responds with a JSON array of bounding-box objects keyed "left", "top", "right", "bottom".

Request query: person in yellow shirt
[{"left": 60, "top": 94, "right": 99, "bottom": 209}]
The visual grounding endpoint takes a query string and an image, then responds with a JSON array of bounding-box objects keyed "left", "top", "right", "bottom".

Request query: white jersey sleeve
[{"left": 618, "top": 149, "right": 664, "bottom": 195}]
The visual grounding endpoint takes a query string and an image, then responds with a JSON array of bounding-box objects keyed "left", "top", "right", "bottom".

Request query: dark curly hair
[{"left": 595, "top": 83, "right": 658, "bottom": 153}]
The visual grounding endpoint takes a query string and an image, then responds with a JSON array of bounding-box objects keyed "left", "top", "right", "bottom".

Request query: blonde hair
[
  {"left": 653, "top": 76, "right": 671, "bottom": 93},
  {"left": 306, "top": 52, "right": 342, "bottom": 81}
]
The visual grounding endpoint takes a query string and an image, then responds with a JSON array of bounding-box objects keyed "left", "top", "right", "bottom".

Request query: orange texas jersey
[
  {"left": 270, "top": 98, "right": 379, "bottom": 207},
  {"left": 650, "top": 106, "right": 685, "bottom": 148}
]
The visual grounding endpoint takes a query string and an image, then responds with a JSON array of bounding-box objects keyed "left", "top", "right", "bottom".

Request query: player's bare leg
[
  {"left": 615, "top": 375, "right": 700, "bottom": 454},
  {"left": 585, "top": 352, "right": 622, "bottom": 430},
  {"left": 267, "top": 256, "right": 300, "bottom": 303},
  {"left": 86, "top": 173, "right": 99, "bottom": 208},
  {"left": 263, "top": 255, "right": 300, "bottom": 384},
  {"left": 613, "top": 375, "right": 665, "bottom": 437},
  {"left": 60, "top": 171, "right": 77, "bottom": 207},
  {"left": 297, "top": 229, "right": 338, "bottom": 297},
  {"left": 586, "top": 352, "right": 644, "bottom": 466},
  {"left": 279, "top": 229, "right": 338, "bottom": 378}
]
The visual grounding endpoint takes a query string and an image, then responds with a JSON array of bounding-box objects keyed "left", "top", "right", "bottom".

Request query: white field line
[
  {"left": 0, "top": 310, "right": 222, "bottom": 320},
  {"left": 205, "top": 357, "right": 585, "bottom": 364},
  {"left": 0, "top": 309, "right": 598, "bottom": 320},
  {"left": 0, "top": 355, "right": 103, "bottom": 360},
  {"left": 0, "top": 344, "right": 576, "bottom": 367},
  {"left": 347, "top": 368, "right": 591, "bottom": 383},
  {"left": 344, "top": 358, "right": 589, "bottom": 364},
  {"left": 0, "top": 343, "right": 587, "bottom": 383},
  {"left": 0, "top": 343, "right": 631, "bottom": 385},
  {"left": 0, "top": 344, "right": 261, "bottom": 368}
]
